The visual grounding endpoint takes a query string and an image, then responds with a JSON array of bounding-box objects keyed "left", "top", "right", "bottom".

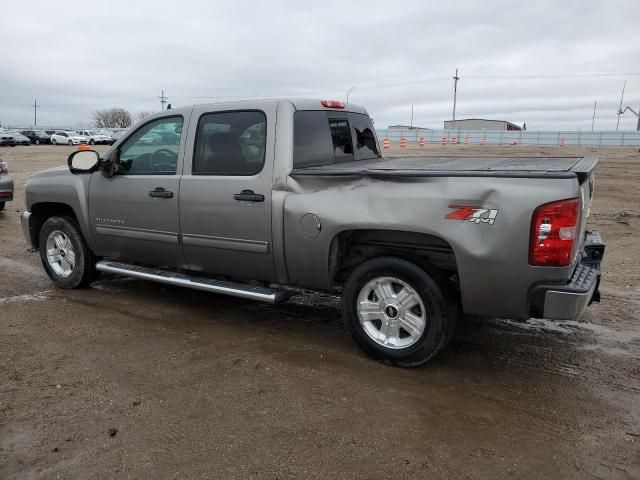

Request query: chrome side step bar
[{"left": 95, "top": 260, "right": 289, "bottom": 304}]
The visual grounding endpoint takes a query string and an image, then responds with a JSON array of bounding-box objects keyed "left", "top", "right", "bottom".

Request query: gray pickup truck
[{"left": 21, "top": 99, "right": 604, "bottom": 366}]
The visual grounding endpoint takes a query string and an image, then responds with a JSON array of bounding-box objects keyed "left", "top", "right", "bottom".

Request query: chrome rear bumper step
[{"left": 95, "top": 260, "right": 289, "bottom": 304}]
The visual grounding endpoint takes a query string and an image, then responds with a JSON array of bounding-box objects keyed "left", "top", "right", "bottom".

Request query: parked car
[
  {"left": 20, "top": 99, "right": 604, "bottom": 367},
  {"left": 0, "top": 130, "right": 16, "bottom": 147},
  {"left": 110, "top": 130, "right": 127, "bottom": 142},
  {"left": 44, "top": 129, "right": 57, "bottom": 136},
  {"left": 50, "top": 131, "right": 88, "bottom": 145},
  {"left": 21, "top": 130, "right": 50, "bottom": 145},
  {"left": 76, "top": 130, "right": 114, "bottom": 145},
  {"left": 7, "top": 131, "right": 31, "bottom": 145},
  {"left": 0, "top": 159, "right": 13, "bottom": 211}
]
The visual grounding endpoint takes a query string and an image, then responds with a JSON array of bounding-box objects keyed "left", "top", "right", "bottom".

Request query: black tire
[
  {"left": 35, "top": 139, "right": 40, "bottom": 145},
  {"left": 342, "top": 256, "right": 457, "bottom": 367},
  {"left": 52, "top": 139, "right": 57, "bottom": 145},
  {"left": 89, "top": 139, "right": 95, "bottom": 145},
  {"left": 39, "top": 216, "right": 96, "bottom": 289},
  {"left": 68, "top": 140, "right": 73, "bottom": 146},
  {"left": 0, "top": 202, "right": 5, "bottom": 211}
]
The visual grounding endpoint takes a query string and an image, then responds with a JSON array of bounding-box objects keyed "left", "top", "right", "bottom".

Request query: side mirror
[{"left": 68, "top": 150, "right": 100, "bottom": 174}]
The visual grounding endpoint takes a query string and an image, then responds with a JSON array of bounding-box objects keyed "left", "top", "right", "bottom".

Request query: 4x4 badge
[{"left": 445, "top": 205, "right": 499, "bottom": 225}]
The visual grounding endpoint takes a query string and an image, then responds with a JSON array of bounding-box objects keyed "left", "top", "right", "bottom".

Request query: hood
[{"left": 29, "top": 165, "right": 70, "bottom": 179}]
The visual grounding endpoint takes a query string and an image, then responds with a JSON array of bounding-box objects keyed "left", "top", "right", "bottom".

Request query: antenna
[
  {"left": 451, "top": 68, "right": 460, "bottom": 129},
  {"left": 159, "top": 90, "right": 168, "bottom": 111},
  {"left": 32, "top": 99, "right": 40, "bottom": 126},
  {"left": 616, "top": 81, "right": 626, "bottom": 131}
]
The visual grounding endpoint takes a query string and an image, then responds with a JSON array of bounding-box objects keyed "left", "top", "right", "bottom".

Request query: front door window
[{"left": 117, "top": 116, "right": 183, "bottom": 175}]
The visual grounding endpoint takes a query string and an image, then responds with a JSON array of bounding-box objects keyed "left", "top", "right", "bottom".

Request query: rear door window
[{"left": 192, "top": 110, "right": 266, "bottom": 176}]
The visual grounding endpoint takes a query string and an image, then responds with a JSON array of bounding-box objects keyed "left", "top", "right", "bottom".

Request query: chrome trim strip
[
  {"left": 182, "top": 233, "right": 269, "bottom": 254},
  {"left": 95, "top": 261, "right": 282, "bottom": 303},
  {"left": 95, "top": 225, "right": 179, "bottom": 244}
]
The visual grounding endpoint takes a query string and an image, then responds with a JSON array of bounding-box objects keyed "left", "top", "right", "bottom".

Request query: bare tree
[
  {"left": 136, "top": 111, "right": 154, "bottom": 122},
  {"left": 92, "top": 108, "right": 133, "bottom": 128}
]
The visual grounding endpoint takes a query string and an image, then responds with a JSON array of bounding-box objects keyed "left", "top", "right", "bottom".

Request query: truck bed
[{"left": 291, "top": 156, "right": 597, "bottom": 181}]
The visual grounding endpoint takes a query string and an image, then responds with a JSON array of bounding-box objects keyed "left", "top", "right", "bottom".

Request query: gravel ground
[{"left": 1, "top": 144, "right": 639, "bottom": 479}]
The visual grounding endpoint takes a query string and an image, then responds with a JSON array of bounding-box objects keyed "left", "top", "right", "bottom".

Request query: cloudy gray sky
[{"left": 1, "top": 0, "right": 638, "bottom": 130}]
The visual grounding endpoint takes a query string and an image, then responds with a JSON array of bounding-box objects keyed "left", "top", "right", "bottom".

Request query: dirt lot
[{"left": 1, "top": 144, "right": 639, "bottom": 479}]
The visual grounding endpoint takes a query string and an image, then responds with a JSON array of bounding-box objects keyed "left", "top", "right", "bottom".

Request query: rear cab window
[{"left": 293, "top": 111, "right": 379, "bottom": 168}]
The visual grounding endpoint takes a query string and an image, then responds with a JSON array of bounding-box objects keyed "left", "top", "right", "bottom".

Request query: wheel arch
[
  {"left": 29, "top": 202, "right": 88, "bottom": 251},
  {"left": 328, "top": 229, "right": 459, "bottom": 288}
]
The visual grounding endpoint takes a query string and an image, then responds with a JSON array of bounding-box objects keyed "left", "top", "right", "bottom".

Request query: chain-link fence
[{"left": 375, "top": 129, "right": 640, "bottom": 147}]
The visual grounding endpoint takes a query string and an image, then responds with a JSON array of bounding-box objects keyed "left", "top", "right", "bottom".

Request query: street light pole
[{"left": 346, "top": 86, "right": 356, "bottom": 105}]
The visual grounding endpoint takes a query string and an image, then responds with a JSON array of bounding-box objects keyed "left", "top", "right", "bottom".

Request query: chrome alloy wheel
[
  {"left": 45, "top": 230, "right": 76, "bottom": 278},
  {"left": 356, "top": 276, "right": 427, "bottom": 349}
]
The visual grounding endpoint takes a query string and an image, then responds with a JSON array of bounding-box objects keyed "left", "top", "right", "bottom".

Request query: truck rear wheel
[
  {"left": 39, "top": 216, "right": 96, "bottom": 289},
  {"left": 342, "top": 257, "right": 457, "bottom": 367}
]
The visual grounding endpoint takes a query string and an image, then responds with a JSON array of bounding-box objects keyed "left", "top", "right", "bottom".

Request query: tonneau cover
[{"left": 291, "top": 156, "right": 598, "bottom": 181}]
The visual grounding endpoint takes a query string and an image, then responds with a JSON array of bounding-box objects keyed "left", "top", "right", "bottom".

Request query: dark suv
[{"left": 21, "top": 130, "right": 51, "bottom": 145}]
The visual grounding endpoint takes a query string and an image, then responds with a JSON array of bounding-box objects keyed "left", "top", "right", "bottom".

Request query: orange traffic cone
[
  {"left": 418, "top": 137, "right": 425, "bottom": 147},
  {"left": 400, "top": 137, "right": 407, "bottom": 148},
  {"left": 383, "top": 138, "right": 391, "bottom": 149},
  {"left": 559, "top": 138, "right": 565, "bottom": 147}
]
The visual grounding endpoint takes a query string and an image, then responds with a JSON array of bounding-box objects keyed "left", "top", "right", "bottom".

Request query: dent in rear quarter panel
[
  {"left": 26, "top": 169, "right": 98, "bottom": 254},
  {"left": 284, "top": 173, "right": 580, "bottom": 319}
]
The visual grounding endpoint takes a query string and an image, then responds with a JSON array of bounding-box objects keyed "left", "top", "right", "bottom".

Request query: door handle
[
  {"left": 233, "top": 189, "right": 264, "bottom": 202},
  {"left": 149, "top": 187, "right": 174, "bottom": 199}
]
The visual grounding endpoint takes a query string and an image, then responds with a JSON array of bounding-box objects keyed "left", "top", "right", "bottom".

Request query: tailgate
[{"left": 571, "top": 157, "right": 598, "bottom": 267}]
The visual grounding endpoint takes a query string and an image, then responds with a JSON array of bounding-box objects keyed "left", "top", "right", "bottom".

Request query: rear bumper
[
  {"left": 0, "top": 175, "right": 14, "bottom": 202},
  {"left": 529, "top": 231, "right": 604, "bottom": 320}
]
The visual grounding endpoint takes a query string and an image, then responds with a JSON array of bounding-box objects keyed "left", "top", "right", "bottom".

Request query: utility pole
[
  {"left": 32, "top": 99, "right": 40, "bottom": 126},
  {"left": 616, "top": 81, "right": 626, "bottom": 131},
  {"left": 410, "top": 104, "right": 414, "bottom": 128},
  {"left": 591, "top": 101, "right": 597, "bottom": 131},
  {"left": 159, "top": 90, "right": 168, "bottom": 111},
  {"left": 451, "top": 68, "right": 460, "bottom": 129}
]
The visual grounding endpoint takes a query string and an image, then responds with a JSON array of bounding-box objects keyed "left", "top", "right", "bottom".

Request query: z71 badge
[{"left": 445, "top": 205, "right": 499, "bottom": 225}]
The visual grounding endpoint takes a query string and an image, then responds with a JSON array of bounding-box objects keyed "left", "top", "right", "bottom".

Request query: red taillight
[
  {"left": 529, "top": 198, "right": 580, "bottom": 267},
  {"left": 320, "top": 100, "right": 345, "bottom": 109}
]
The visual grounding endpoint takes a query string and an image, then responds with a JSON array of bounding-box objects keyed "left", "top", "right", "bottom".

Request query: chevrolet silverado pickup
[{"left": 20, "top": 99, "right": 604, "bottom": 366}]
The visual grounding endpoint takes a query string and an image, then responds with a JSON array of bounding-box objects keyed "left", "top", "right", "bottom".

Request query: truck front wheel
[
  {"left": 39, "top": 216, "right": 96, "bottom": 289},
  {"left": 342, "top": 257, "right": 457, "bottom": 367}
]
